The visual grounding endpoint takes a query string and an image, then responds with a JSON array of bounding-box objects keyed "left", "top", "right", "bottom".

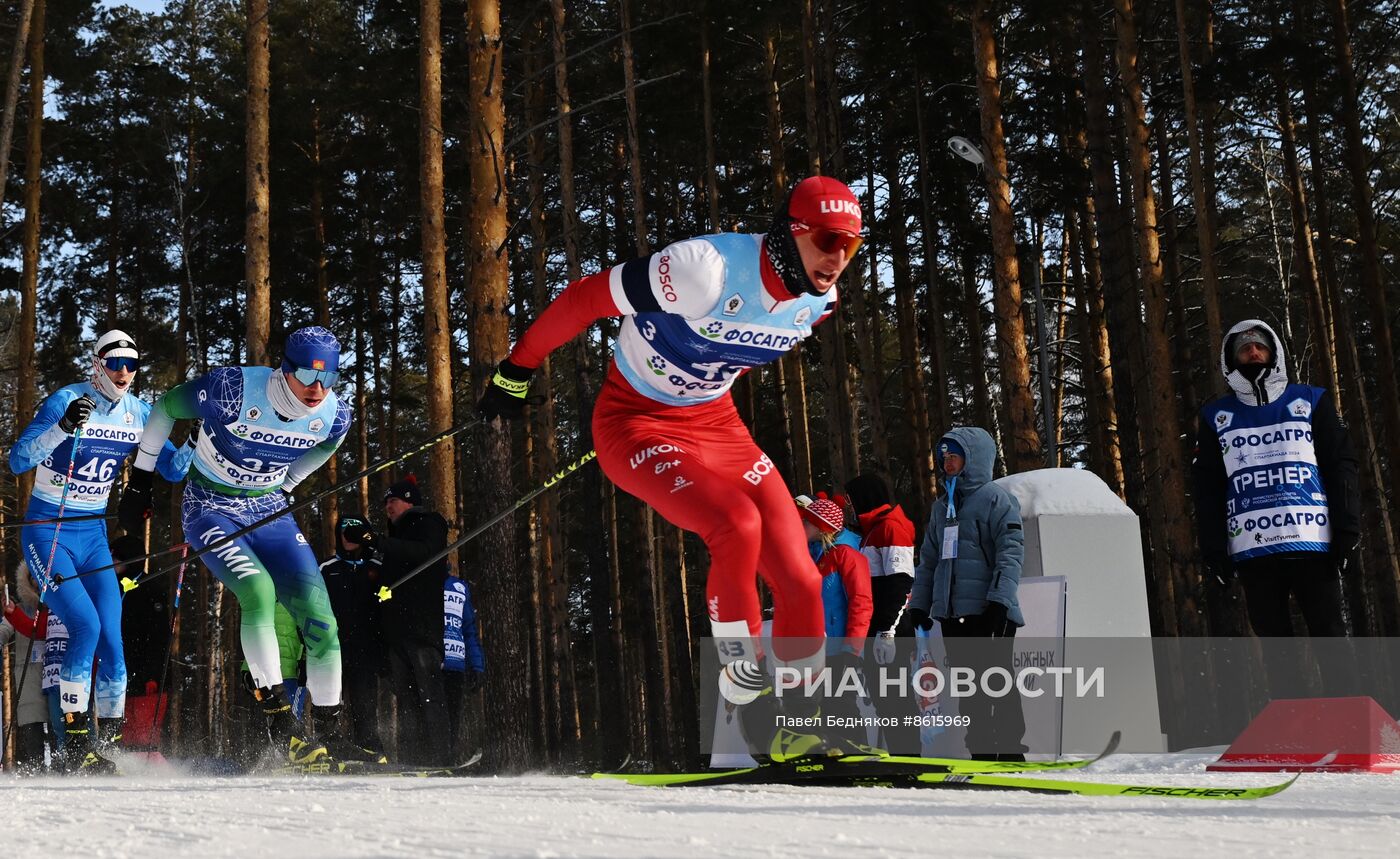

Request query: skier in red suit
[{"left": 479, "top": 178, "right": 864, "bottom": 755}]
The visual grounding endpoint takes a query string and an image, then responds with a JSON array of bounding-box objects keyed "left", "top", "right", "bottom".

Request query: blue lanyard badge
[{"left": 941, "top": 476, "right": 959, "bottom": 560}]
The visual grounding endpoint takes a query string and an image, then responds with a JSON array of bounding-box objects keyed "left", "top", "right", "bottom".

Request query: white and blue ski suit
[{"left": 10, "top": 382, "right": 192, "bottom": 716}]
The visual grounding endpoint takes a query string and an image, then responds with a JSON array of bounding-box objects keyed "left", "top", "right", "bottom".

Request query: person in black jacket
[
  {"left": 114, "top": 534, "right": 168, "bottom": 697},
  {"left": 319, "top": 515, "right": 387, "bottom": 757},
  {"left": 341, "top": 475, "right": 450, "bottom": 765},
  {"left": 1191, "top": 319, "right": 1361, "bottom": 638}
]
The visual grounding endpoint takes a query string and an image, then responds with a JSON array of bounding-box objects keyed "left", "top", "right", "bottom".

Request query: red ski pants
[{"left": 593, "top": 368, "right": 824, "bottom": 656}]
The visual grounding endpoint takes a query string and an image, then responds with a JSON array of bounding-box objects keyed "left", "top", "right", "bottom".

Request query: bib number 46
[{"left": 75, "top": 457, "right": 116, "bottom": 483}]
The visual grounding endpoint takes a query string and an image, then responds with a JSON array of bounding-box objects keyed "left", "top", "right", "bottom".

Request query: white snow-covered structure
[{"left": 995, "top": 467, "right": 1165, "bottom": 753}]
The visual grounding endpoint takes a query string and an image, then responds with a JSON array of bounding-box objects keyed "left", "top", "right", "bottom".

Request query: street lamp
[
  {"left": 947, "top": 136, "right": 1057, "bottom": 467},
  {"left": 947, "top": 136, "right": 988, "bottom": 167}
]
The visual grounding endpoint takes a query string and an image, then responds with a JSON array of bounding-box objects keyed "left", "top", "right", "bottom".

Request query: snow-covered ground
[{"left": 3, "top": 753, "right": 1398, "bottom": 858}]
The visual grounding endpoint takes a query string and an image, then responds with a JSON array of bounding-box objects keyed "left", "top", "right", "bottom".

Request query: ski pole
[
  {"left": 378, "top": 449, "right": 598, "bottom": 602},
  {"left": 11, "top": 426, "right": 82, "bottom": 737},
  {"left": 60, "top": 416, "right": 486, "bottom": 588},
  {"left": 147, "top": 544, "right": 189, "bottom": 752},
  {"left": 0, "top": 512, "right": 117, "bottom": 530},
  {"left": 34, "top": 427, "right": 84, "bottom": 600}
]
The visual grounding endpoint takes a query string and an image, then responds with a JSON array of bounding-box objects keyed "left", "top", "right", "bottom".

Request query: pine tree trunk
[
  {"left": 646, "top": 512, "right": 675, "bottom": 766},
  {"left": 608, "top": 145, "right": 644, "bottom": 752},
  {"left": 626, "top": 499, "right": 655, "bottom": 761},
  {"left": 759, "top": 27, "right": 802, "bottom": 483},
  {"left": 700, "top": 3, "right": 720, "bottom": 232},
  {"left": 758, "top": 24, "right": 810, "bottom": 486},
  {"left": 620, "top": 0, "right": 647, "bottom": 256},
  {"left": 769, "top": 355, "right": 798, "bottom": 482},
  {"left": 104, "top": 86, "right": 122, "bottom": 334},
  {"left": 1152, "top": 107, "right": 1197, "bottom": 430},
  {"left": 169, "top": 189, "right": 193, "bottom": 755},
  {"left": 1070, "top": 204, "right": 1125, "bottom": 497},
  {"left": 351, "top": 101, "right": 374, "bottom": 519},
  {"left": 818, "top": 0, "right": 862, "bottom": 479},
  {"left": 1081, "top": 1, "right": 1159, "bottom": 632},
  {"left": 174, "top": 0, "right": 203, "bottom": 378},
  {"left": 520, "top": 45, "right": 553, "bottom": 756},
  {"left": 1053, "top": 38, "right": 1125, "bottom": 495},
  {"left": 420, "top": 0, "right": 457, "bottom": 529},
  {"left": 1068, "top": 217, "right": 1101, "bottom": 474},
  {"left": 1173, "top": 0, "right": 1224, "bottom": 371},
  {"left": 605, "top": 482, "right": 638, "bottom": 759},
  {"left": 618, "top": 0, "right": 675, "bottom": 760},
  {"left": 761, "top": 23, "right": 787, "bottom": 212},
  {"left": 169, "top": 34, "right": 202, "bottom": 736},
  {"left": 1258, "top": 140, "right": 1299, "bottom": 379},
  {"left": 914, "top": 76, "right": 951, "bottom": 437},
  {"left": 664, "top": 525, "right": 697, "bottom": 767},
  {"left": 849, "top": 153, "right": 888, "bottom": 474},
  {"left": 525, "top": 19, "right": 578, "bottom": 758},
  {"left": 800, "top": 1, "right": 841, "bottom": 484},
  {"left": 14, "top": 0, "right": 44, "bottom": 504},
  {"left": 0, "top": 0, "right": 35, "bottom": 214},
  {"left": 465, "top": 0, "right": 528, "bottom": 768},
  {"left": 388, "top": 256, "right": 402, "bottom": 489},
  {"left": 354, "top": 303, "right": 370, "bottom": 518},
  {"left": 1113, "top": 0, "right": 1201, "bottom": 635},
  {"left": 956, "top": 216, "right": 995, "bottom": 434},
  {"left": 971, "top": 0, "right": 1041, "bottom": 472},
  {"left": 1275, "top": 80, "right": 1340, "bottom": 400},
  {"left": 308, "top": 106, "right": 337, "bottom": 553},
  {"left": 1293, "top": 0, "right": 1400, "bottom": 633},
  {"left": 548, "top": 0, "right": 621, "bottom": 764},
  {"left": 2, "top": 616, "right": 10, "bottom": 766},
  {"left": 885, "top": 140, "right": 934, "bottom": 514},
  {"left": 1327, "top": 0, "right": 1400, "bottom": 494},
  {"left": 524, "top": 435, "right": 552, "bottom": 754},
  {"left": 801, "top": 0, "right": 823, "bottom": 177},
  {"left": 1274, "top": 76, "right": 1396, "bottom": 633},
  {"left": 244, "top": 0, "right": 271, "bottom": 365}
]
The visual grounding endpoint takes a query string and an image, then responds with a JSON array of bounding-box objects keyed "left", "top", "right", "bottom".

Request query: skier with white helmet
[{"left": 8, "top": 330, "right": 195, "bottom": 773}]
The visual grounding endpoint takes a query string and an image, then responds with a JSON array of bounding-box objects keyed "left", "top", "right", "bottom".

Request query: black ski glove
[
  {"left": 464, "top": 670, "right": 486, "bottom": 694},
  {"left": 118, "top": 468, "right": 155, "bottom": 534},
  {"left": 1333, "top": 531, "right": 1361, "bottom": 574},
  {"left": 184, "top": 419, "right": 203, "bottom": 449},
  {"left": 907, "top": 606, "right": 934, "bottom": 632},
  {"left": 1204, "top": 554, "right": 1237, "bottom": 590},
  {"left": 827, "top": 650, "right": 859, "bottom": 683},
  {"left": 982, "top": 601, "right": 1014, "bottom": 637},
  {"left": 477, "top": 359, "right": 534, "bottom": 421},
  {"left": 59, "top": 395, "right": 97, "bottom": 434},
  {"left": 339, "top": 518, "right": 378, "bottom": 549}
]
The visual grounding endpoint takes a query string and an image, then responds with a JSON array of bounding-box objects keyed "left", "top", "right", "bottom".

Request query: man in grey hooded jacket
[{"left": 910, "top": 426, "right": 1026, "bottom": 760}]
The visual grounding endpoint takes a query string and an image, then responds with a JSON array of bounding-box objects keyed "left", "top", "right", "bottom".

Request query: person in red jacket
[
  {"left": 478, "top": 177, "right": 866, "bottom": 759},
  {"left": 797, "top": 494, "right": 873, "bottom": 649},
  {"left": 844, "top": 473, "right": 917, "bottom": 634},
  {"left": 797, "top": 493, "right": 872, "bottom": 735},
  {"left": 3, "top": 572, "right": 51, "bottom": 770},
  {"left": 843, "top": 472, "right": 921, "bottom": 752}
]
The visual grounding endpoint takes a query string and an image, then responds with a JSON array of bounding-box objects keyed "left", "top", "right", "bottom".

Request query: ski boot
[
  {"left": 732, "top": 662, "right": 878, "bottom": 763},
  {"left": 253, "top": 684, "right": 327, "bottom": 764},
  {"left": 310, "top": 705, "right": 388, "bottom": 764},
  {"left": 62, "top": 712, "right": 119, "bottom": 775},
  {"left": 98, "top": 716, "right": 125, "bottom": 751}
]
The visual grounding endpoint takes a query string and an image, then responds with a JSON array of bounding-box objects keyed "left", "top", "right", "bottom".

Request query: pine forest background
[{"left": 0, "top": 0, "right": 1397, "bottom": 771}]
